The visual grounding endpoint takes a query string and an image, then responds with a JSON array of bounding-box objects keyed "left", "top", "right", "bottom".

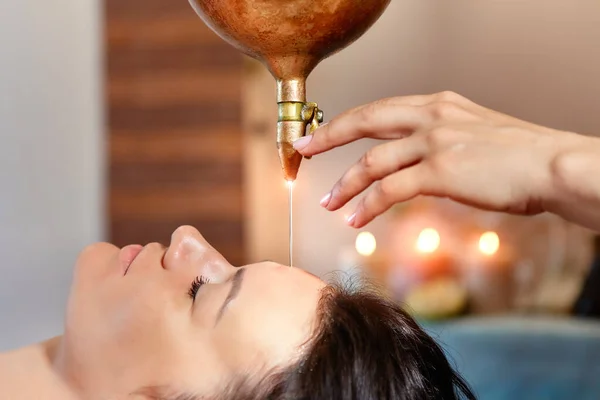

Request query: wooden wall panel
[{"left": 105, "top": 0, "right": 245, "bottom": 265}]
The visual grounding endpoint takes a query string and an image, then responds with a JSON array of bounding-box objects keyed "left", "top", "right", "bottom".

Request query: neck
[{"left": 0, "top": 337, "right": 77, "bottom": 400}]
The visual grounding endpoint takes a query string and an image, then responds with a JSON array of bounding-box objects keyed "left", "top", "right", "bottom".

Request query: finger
[
  {"left": 295, "top": 92, "right": 477, "bottom": 157},
  {"left": 124, "top": 242, "right": 166, "bottom": 276},
  {"left": 347, "top": 165, "right": 429, "bottom": 228},
  {"left": 378, "top": 91, "right": 470, "bottom": 108},
  {"left": 324, "top": 136, "right": 426, "bottom": 211},
  {"left": 294, "top": 103, "right": 430, "bottom": 157},
  {"left": 330, "top": 93, "right": 438, "bottom": 119},
  {"left": 358, "top": 91, "right": 474, "bottom": 110}
]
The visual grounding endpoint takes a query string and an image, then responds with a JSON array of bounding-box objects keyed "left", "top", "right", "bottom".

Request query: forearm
[
  {"left": 0, "top": 337, "right": 76, "bottom": 400},
  {"left": 546, "top": 135, "right": 600, "bottom": 232}
]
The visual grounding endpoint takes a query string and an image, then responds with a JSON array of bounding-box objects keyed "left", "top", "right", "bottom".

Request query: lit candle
[
  {"left": 412, "top": 228, "right": 454, "bottom": 279},
  {"left": 387, "top": 227, "right": 456, "bottom": 306},
  {"left": 337, "top": 231, "right": 385, "bottom": 281},
  {"left": 356, "top": 231, "right": 377, "bottom": 257},
  {"left": 416, "top": 228, "right": 440, "bottom": 254},
  {"left": 386, "top": 221, "right": 457, "bottom": 301},
  {"left": 463, "top": 231, "right": 515, "bottom": 314}
]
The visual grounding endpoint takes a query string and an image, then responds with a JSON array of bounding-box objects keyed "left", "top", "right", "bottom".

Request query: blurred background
[{"left": 1, "top": 0, "right": 600, "bottom": 397}]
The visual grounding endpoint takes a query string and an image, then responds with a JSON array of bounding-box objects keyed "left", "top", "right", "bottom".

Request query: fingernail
[
  {"left": 292, "top": 135, "right": 313, "bottom": 151},
  {"left": 346, "top": 213, "right": 357, "bottom": 226},
  {"left": 320, "top": 192, "right": 332, "bottom": 207}
]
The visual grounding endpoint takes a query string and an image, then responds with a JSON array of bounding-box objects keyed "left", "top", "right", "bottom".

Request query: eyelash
[{"left": 188, "top": 275, "right": 210, "bottom": 301}]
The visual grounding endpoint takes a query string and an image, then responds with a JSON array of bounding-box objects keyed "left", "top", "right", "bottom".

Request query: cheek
[
  {"left": 172, "top": 330, "right": 231, "bottom": 393},
  {"left": 61, "top": 282, "right": 195, "bottom": 388},
  {"left": 106, "top": 284, "right": 178, "bottom": 338},
  {"left": 211, "top": 319, "right": 258, "bottom": 369},
  {"left": 66, "top": 275, "right": 188, "bottom": 358}
]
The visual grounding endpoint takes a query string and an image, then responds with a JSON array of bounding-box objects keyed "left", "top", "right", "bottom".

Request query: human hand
[{"left": 293, "top": 91, "right": 584, "bottom": 228}]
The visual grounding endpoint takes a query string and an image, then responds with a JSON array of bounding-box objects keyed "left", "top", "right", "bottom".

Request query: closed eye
[{"left": 188, "top": 276, "right": 210, "bottom": 301}]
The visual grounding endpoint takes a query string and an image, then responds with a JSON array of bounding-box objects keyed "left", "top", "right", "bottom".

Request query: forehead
[
  {"left": 214, "top": 263, "right": 325, "bottom": 368},
  {"left": 249, "top": 262, "right": 325, "bottom": 297},
  {"left": 240, "top": 263, "right": 325, "bottom": 325}
]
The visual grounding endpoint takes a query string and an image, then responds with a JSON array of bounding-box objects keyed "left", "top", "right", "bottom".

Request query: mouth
[{"left": 119, "top": 244, "right": 144, "bottom": 275}]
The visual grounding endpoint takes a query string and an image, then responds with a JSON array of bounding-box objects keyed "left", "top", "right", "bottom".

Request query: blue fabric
[{"left": 424, "top": 317, "right": 600, "bottom": 400}]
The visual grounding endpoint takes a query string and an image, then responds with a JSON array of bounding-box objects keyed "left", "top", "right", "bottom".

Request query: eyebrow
[{"left": 215, "top": 267, "right": 246, "bottom": 324}]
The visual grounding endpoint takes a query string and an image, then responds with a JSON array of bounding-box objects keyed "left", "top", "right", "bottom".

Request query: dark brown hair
[{"left": 154, "top": 279, "right": 476, "bottom": 400}]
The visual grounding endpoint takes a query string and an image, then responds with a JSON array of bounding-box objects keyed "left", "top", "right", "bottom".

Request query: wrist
[
  {"left": 544, "top": 133, "right": 600, "bottom": 224},
  {"left": 549, "top": 134, "right": 598, "bottom": 192}
]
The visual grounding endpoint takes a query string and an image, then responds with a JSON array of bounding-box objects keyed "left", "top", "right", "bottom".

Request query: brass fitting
[{"left": 277, "top": 101, "right": 324, "bottom": 181}]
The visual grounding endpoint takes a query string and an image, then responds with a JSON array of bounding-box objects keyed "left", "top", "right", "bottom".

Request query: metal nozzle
[
  {"left": 277, "top": 115, "right": 305, "bottom": 181},
  {"left": 275, "top": 79, "right": 323, "bottom": 181},
  {"left": 277, "top": 101, "right": 323, "bottom": 181}
]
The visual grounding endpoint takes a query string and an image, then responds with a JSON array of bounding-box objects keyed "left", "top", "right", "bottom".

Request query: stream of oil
[{"left": 288, "top": 181, "right": 293, "bottom": 267}]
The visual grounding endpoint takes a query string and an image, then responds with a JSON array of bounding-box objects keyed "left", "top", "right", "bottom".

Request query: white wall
[
  {"left": 245, "top": 1, "right": 600, "bottom": 277},
  {"left": 0, "top": 0, "right": 104, "bottom": 350}
]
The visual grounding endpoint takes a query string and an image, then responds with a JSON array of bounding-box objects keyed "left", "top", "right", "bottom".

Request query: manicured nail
[
  {"left": 346, "top": 213, "right": 357, "bottom": 226},
  {"left": 320, "top": 192, "right": 332, "bottom": 207},
  {"left": 292, "top": 135, "right": 313, "bottom": 151}
]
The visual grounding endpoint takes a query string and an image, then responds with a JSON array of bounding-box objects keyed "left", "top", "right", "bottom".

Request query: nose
[{"left": 163, "top": 225, "right": 234, "bottom": 284}]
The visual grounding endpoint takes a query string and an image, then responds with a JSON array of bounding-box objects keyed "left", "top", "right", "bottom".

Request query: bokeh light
[
  {"left": 479, "top": 231, "right": 500, "bottom": 255},
  {"left": 355, "top": 232, "right": 377, "bottom": 256},
  {"left": 416, "top": 228, "right": 440, "bottom": 253}
]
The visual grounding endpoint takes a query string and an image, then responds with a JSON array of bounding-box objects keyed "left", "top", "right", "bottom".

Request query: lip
[{"left": 119, "top": 244, "right": 144, "bottom": 275}]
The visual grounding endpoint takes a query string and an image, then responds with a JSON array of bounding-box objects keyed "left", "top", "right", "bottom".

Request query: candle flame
[
  {"left": 416, "top": 228, "right": 440, "bottom": 253},
  {"left": 286, "top": 180, "right": 294, "bottom": 188},
  {"left": 355, "top": 232, "right": 377, "bottom": 257},
  {"left": 479, "top": 231, "right": 500, "bottom": 255}
]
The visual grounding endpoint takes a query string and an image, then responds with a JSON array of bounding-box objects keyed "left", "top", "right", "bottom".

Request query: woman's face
[{"left": 57, "top": 226, "right": 325, "bottom": 399}]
